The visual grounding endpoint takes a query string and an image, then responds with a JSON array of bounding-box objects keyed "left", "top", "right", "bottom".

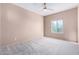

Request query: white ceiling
[{"left": 14, "top": 3, "right": 79, "bottom": 16}]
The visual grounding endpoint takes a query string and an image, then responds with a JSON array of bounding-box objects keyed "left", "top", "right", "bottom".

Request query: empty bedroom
[{"left": 0, "top": 3, "right": 79, "bottom": 55}]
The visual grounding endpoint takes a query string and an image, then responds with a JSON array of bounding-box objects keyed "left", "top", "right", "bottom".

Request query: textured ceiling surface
[{"left": 14, "top": 3, "right": 79, "bottom": 16}]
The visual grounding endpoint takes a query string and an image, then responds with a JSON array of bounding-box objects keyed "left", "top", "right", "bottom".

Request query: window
[{"left": 51, "top": 20, "right": 63, "bottom": 33}]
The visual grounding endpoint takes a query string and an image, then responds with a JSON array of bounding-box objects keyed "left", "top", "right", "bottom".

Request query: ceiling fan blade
[{"left": 47, "top": 8, "right": 54, "bottom": 11}]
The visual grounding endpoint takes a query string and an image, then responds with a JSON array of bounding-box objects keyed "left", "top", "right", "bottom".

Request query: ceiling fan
[{"left": 42, "top": 3, "right": 53, "bottom": 11}]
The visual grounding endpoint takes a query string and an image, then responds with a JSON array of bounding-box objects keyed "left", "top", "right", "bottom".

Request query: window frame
[{"left": 51, "top": 19, "right": 64, "bottom": 34}]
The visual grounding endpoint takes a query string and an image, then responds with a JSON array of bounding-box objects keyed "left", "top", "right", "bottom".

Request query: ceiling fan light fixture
[
  {"left": 42, "top": 3, "right": 53, "bottom": 12},
  {"left": 43, "top": 3, "right": 48, "bottom": 11},
  {"left": 43, "top": 8, "right": 48, "bottom": 11}
]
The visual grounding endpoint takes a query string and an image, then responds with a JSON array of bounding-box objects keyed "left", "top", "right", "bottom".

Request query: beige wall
[
  {"left": 0, "top": 4, "right": 43, "bottom": 45},
  {"left": 0, "top": 3, "right": 78, "bottom": 45},
  {"left": 0, "top": 4, "right": 1, "bottom": 45},
  {"left": 44, "top": 8, "right": 78, "bottom": 42},
  {"left": 77, "top": 6, "right": 79, "bottom": 43}
]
